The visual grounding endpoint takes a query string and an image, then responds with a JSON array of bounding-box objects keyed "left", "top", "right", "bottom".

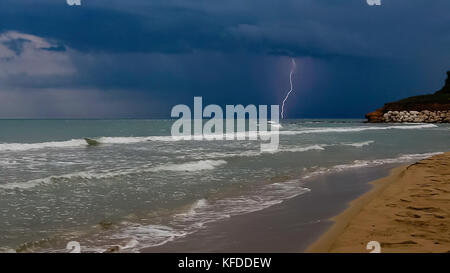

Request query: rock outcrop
[
  {"left": 365, "top": 108, "right": 384, "bottom": 123},
  {"left": 383, "top": 110, "right": 450, "bottom": 123},
  {"left": 366, "top": 71, "right": 450, "bottom": 123}
]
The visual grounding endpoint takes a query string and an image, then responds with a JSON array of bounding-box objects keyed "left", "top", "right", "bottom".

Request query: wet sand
[
  {"left": 308, "top": 152, "right": 450, "bottom": 253},
  {"left": 143, "top": 165, "right": 396, "bottom": 252}
]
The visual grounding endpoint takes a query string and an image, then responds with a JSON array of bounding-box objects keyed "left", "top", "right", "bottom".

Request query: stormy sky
[{"left": 0, "top": 0, "right": 449, "bottom": 118}]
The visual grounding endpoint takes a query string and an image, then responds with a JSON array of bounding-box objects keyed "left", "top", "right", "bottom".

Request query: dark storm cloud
[
  {"left": 0, "top": 0, "right": 449, "bottom": 118},
  {"left": 1, "top": 36, "right": 66, "bottom": 57},
  {"left": 2, "top": 0, "right": 448, "bottom": 58}
]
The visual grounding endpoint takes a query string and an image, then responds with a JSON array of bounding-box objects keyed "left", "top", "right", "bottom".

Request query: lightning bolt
[{"left": 281, "top": 58, "right": 296, "bottom": 119}]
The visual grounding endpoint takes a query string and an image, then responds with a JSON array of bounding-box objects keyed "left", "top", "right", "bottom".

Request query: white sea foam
[
  {"left": 150, "top": 160, "right": 227, "bottom": 172},
  {"left": 113, "top": 183, "right": 312, "bottom": 252},
  {"left": 192, "top": 142, "right": 369, "bottom": 159},
  {"left": 183, "top": 144, "right": 327, "bottom": 160},
  {"left": 0, "top": 124, "right": 437, "bottom": 153},
  {"left": 303, "top": 152, "right": 443, "bottom": 179},
  {"left": 97, "top": 136, "right": 177, "bottom": 144},
  {"left": 280, "top": 124, "right": 438, "bottom": 135},
  {"left": 76, "top": 223, "right": 190, "bottom": 253},
  {"left": 335, "top": 152, "right": 443, "bottom": 170},
  {"left": 36, "top": 151, "right": 442, "bottom": 252},
  {"left": 341, "top": 140, "right": 374, "bottom": 147},
  {"left": 118, "top": 239, "right": 139, "bottom": 250},
  {"left": 0, "top": 247, "right": 16, "bottom": 253},
  {"left": 275, "top": 144, "right": 326, "bottom": 153},
  {"left": 190, "top": 198, "right": 209, "bottom": 211},
  {"left": 0, "top": 171, "right": 109, "bottom": 190},
  {"left": 0, "top": 160, "right": 228, "bottom": 190},
  {"left": 268, "top": 121, "right": 282, "bottom": 129},
  {"left": 0, "top": 159, "right": 18, "bottom": 165},
  {"left": 0, "top": 139, "right": 87, "bottom": 152},
  {"left": 111, "top": 224, "right": 188, "bottom": 249},
  {"left": 97, "top": 124, "right": 436, "bottom": 142}
]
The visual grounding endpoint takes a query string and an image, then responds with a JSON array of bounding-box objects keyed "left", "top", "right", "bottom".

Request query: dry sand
[{"left": 308, "top": 152, "right": 450, "bottom": 253}]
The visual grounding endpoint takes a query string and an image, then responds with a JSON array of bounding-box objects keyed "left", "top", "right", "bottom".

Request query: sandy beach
[{"left": 308, "top": 152, "right": 450, "bottom": 253}]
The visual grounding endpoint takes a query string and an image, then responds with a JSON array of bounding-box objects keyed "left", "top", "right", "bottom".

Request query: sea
[{"left": 0, "top": 119, "right": 448, "bottom": 252}]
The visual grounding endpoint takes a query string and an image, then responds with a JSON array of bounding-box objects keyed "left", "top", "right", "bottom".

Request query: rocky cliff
[{"left": 366, "top": 71, "right": 450, "bottom": 123}]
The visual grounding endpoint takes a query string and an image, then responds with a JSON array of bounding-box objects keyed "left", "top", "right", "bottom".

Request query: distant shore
[
  {"left": 365, "top": 71, "right": 450, "bottom": 123},
  {"left": 307, "top": 152, "right": 450, "bottom": 253}
]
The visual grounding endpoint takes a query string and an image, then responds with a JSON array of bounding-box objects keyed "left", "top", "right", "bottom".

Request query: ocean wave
[
  {"left": 267, "top": 121, "right": 282, "bottom": 129},
  {"left": 303, "top": 152, "right": 443, "bottom": 179},
  {"left": 161, "top": 151, "right": 442, "bottom": 243},
  {"left": 0, "top": 171, "right": 111, "bottom": 190},
  {"left": 0, "top": 160, "right": 228, "bottom": 190},
  {"left": 341, "top": 140, "right": 374, "bottom": 147},
  {"left": 0, "top": 159, "right": 19, "bottom": 165},
  {"left": 0, "top": 139, "right": 87, "bottom": 152},
  {"left": 0, "top": 124, "right": 437, "bottom": 152},
  {"left": 190, "top": 142, "right": 369, "bottom": 160},
  {"left": 97, "top": 136, "right": 176, "bottom": 143},
  {"left": 0, "top": 248, "right": 16, "bottom": 253},
  {"left": 280, "top": 124, "right": 438, "bottom": 135},
  {"left": 20, "top": 150, "right": 443, "bottom": 252},
  {"left": 182, "top": 144, "right": 327, "bottom": 160},
  {"left": 60, "top": 223, "right": 188, "bottom": 253},
  {"left": 335, "top": 152, "right": 443, "bottom": 170},
  {"left": 274, "top": 144, "right": 326, "bottom": 153},
  {"left": 107, "top": 182, "right": 312, "bottom": 252},
  {"left": 150, "top": 160, "right": 227, "bottom": 172},
  {"left": 110, "top": 224, "right": 188, "bottom": 249},
  {"left": 93, "top": 124, "right": 437, "bottom": 143}
]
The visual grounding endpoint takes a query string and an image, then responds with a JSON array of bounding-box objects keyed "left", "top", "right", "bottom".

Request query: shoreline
[
  {"left": 307, "top": 152, "right": 450, "bottom": 253},
  {"left": 143, "top": 165, "right": 397, "bottom": 252}
]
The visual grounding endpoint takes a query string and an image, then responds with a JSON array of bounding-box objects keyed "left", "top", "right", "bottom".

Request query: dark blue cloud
[
  {"left": 3, "top": 0, "right": 447, "bottom": 57},
  {"left": 0, "top": 0, "right": 449, "bottom": 118}
]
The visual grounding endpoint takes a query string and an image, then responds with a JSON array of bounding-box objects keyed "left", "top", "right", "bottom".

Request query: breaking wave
[
  {"left": 0, "top": 124, "right": 437, "bottom": 152},
  {"left": 0, "top": 139, "right": 87, "bottom": 152},
  {"left": 280, "top": 124, "right": 437, "bottom": 135},
  {"left": 341, "top": 140, "right": 374, "bottom": 147},
  {"left": 150, "top": 160, "right": 227, "bottom": 172},
  {"left": 303, "top": 152, "right": 443, "bottom": 179},
  {"left": 61, "top": 152, "right": 444, "bottom": 252},
  {"left": 72, "top": 151, "right": 442, "bottom": 252},
  {"left": 0, "top": 160, "right": 228, "bottom": 190}
]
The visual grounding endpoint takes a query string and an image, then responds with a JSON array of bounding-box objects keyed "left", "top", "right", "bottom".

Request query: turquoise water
[{"left": 0, "top": 119, "right": 449, "bottom": 252}]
